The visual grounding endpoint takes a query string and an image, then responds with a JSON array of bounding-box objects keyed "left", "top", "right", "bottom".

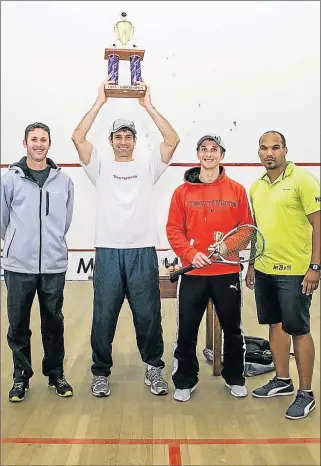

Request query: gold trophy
[{"left": 104, "top": 12, "right": 146, "bottom": 98}]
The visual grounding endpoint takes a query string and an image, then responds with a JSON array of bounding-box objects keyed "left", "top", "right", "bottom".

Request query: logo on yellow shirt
[{"left": 273, "top": 264, "right": 292, "bottom": 271}]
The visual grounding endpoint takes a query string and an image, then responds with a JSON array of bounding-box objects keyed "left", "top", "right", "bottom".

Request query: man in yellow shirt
[{"left": 246, "top": 130, "right": 320, "bottom": 420}]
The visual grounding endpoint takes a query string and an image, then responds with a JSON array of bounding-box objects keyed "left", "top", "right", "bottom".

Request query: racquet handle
[{"left": 169, "top": 264, "right": 194, "bottom": 282}]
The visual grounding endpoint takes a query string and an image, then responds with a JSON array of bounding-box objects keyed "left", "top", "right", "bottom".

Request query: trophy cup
[{"left": 104, "top": 12, "right": 146, "bottom": 98}]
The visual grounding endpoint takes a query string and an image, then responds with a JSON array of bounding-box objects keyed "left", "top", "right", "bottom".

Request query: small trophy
[{"left": 104, "top": 12, "right": 146, "bottom": 98}]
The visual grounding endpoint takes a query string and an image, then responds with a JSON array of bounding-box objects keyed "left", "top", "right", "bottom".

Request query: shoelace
[
  {"left": 292, "top": 392, "right": 311, "bottom": 408},
  {"left": 56, "top": 377, "right": 69, "bottom": 388},
  {"left": 93, "top": 376, "right": 108, "bottom": 386},
  {"left": 264, "top": 377, "right": 286, "bottom": 389},
  {"left": 13, "top": 382, "right": 24, "bottom": 390},
  {"left": 148, "top": 367, "right": 163, "bottom": 383}
]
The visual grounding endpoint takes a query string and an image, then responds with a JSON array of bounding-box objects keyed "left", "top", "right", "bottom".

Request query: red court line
[
  {"left": 169, "top": 444, "right": 182, "bottom": 466},
  {"left": 1, "top": 248, "right": 171, "bottom": 253},
  {"left": 1, "top": 162, "right": 320, "bottom": 168},
  {"left": 1, "top": 437, "right": 319, "bottom": 445},
  {"left": 68, "top": 249, "right": 95, "bottom": 252},
  {"left": 169, "top": 162, "right": 321, "bottom": 167},
  {"left": 68, "top": 248, "right": 171, "bottom": 252}
]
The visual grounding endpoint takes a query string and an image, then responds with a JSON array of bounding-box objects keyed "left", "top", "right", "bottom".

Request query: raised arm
[
  {"left": 138, "top": 82, "right": 180, "bottom": 164},
  {"left": 71, "top": 77, "right": 111, "bottom": 165}
]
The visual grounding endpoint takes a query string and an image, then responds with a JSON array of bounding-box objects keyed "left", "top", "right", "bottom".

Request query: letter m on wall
[{"left": 77, "top": 257, "right": 94, "bottom": 274}]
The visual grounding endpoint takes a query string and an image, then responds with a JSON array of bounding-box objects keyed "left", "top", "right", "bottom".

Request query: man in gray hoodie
[{"left": 1, "top": 122, "right": 74, "bottom": 402}]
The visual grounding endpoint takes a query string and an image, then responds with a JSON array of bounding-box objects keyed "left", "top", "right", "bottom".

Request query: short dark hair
[
  {"left": 110, "top": 128, "right": 136, "bottom": 141},
  {"left": 24, "top": 122, "right": 51, "bottom": 145},
  {"left": 259, "top": 131, "right": 286, "bottom": 148}
]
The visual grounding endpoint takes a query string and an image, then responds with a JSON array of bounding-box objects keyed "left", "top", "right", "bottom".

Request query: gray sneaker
[
  {"left": 225, "top": 383, "right": 248, "bottom": 398},
  {"left": 91, "top": 375, "right": 110, "bottom": 397},
  {"left": 285, "top": 390, "right": 316, "bottom": 420},
  {"left": 252, "top": 376, "right": 294, "bottom": 398},
  {"left": 144, "top": 366, "right": 169, "bottom": 396}
]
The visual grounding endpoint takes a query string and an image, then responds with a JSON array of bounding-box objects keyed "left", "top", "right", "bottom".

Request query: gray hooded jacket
[{"left": 1, "top": 157, "right": 74, "bottom": 274}]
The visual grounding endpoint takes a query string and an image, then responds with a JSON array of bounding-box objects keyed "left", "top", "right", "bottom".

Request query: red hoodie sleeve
[
  {"left": 166, "top": 187, "right": 198, "bottom": 264},
  {"left": 238, "top": 185, "right": 254, "bottom": 226}
]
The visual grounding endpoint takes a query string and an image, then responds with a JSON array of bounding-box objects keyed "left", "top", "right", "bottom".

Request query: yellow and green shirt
[{"left": 250, "top": 162, "right": 320, "bottom": 275}]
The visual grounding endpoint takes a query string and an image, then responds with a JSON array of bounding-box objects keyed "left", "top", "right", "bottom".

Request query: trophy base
[
  {"left": 105, "top": 84, "right": 146, "bottom": 98},
  {"left": 104, "top": 48, "right": 145, "bottom": 61}
]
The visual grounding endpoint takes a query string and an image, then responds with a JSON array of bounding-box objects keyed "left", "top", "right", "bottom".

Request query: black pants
[
  {"left": 91, "top": 247, "right": 165, "bottom": 377},
  {"left": 4, "top": 270, "right": 66, "bottom": 381},
  {"left": 173, "top": 273, "right": 245, "bottom": 389}
]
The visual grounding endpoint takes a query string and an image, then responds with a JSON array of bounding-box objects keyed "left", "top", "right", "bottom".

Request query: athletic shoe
[
  {"left": 225, "top": 383, "right": 248, "bottom": 397},
  {"left": 252, "top": 376, "right": 294, "bottom": 398},
  {"left": 9, "top": 379, "right": 29, "bottom": 402},
  {"left": 91, "top": 375, "right": 110, "bottom": 397},
  {"left": 144, "top": 366, "right": 169, "bottom": 395},
  {"left": 174, "top": 386, "right": 196, "bottom": 402},
  {"left": 285, "top": 390, "right": 316, "bottom": 420},
  {"left": 48, "top": 376, "right": 73, "bottom": 397}
]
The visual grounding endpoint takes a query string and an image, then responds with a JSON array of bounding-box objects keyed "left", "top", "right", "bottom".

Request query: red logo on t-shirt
[{"left": 113, "top": 175, "right": 138, "bottom": 180}]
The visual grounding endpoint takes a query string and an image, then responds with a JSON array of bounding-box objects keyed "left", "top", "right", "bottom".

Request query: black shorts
[{"left": 254, "top": 270, "right": 312, "bottom": 336}]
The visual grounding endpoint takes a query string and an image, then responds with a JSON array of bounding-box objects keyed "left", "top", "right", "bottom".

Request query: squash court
[{"left": 1, "top": 280, "right": 320, "bottom": 465}]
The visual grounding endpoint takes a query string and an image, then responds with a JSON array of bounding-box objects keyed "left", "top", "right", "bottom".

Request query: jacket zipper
[
  {"left": 6, "top": 230, "right": 16, "bottom": 257},
  {"left": 46, "top": 191, "right": 49, "bottom": 216},
  {"left": 39, "top": 188, "right": 42, "bottom": 273}
]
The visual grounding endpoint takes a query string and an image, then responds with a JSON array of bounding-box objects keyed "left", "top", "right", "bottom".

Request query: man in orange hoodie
[{"left": 166, "top": 134, "right": 253, "bottom": 402}]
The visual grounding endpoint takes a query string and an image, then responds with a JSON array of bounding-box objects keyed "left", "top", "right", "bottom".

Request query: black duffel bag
[{"left": 203, "top": 336, "right": 277, "bottom": 377}]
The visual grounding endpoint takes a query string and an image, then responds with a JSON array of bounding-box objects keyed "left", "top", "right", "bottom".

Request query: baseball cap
[
  {"left": 109, "top": 118, "right": 137, "bottom": 136},
  {"left": 196, "top": 134, "right": 226, "bottom": 152}
]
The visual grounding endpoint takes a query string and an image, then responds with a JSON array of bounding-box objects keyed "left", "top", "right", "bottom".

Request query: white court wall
[{"left": 1, "top": 1, "right": 320, "bottom": 279}]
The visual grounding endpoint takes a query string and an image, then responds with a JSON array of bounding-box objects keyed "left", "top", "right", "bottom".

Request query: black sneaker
[
  {"left": 285, "top": 390, "right": 316, "bottom": 420},
  {"left": 9, "top": 379, "right": 29, "bottom": 402},
  {"left": 48, "top": 376, "right": 73, "bottom": 397},
  {"left": 252, "top": 376, "right": 294, "bottom": 398}
]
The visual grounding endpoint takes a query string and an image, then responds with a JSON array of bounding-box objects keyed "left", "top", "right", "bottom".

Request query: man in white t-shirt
[{"left": 72, "top": 76, "right": 180, "bottom": 397}]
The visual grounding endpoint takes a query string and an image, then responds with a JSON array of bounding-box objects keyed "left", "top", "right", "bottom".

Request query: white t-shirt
[{"left": 81, "top": 147, "right": 168, "bottom": 248}]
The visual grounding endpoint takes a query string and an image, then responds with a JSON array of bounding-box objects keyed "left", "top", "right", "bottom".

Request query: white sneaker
[
  {"left": 174, "top": 386, "right": 196, "bottom": 402},
  {"left": 225, "top": 383, "right": 248, "bottom": 397}
]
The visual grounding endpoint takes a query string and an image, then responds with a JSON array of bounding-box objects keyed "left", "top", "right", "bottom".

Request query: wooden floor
[{"left": 1, "top": 281, "right": 320, "bottom": 466}]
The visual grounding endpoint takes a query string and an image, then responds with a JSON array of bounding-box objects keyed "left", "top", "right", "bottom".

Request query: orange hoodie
[{"left": 166, "top": 166, "right": 253, "bottom": 276}]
